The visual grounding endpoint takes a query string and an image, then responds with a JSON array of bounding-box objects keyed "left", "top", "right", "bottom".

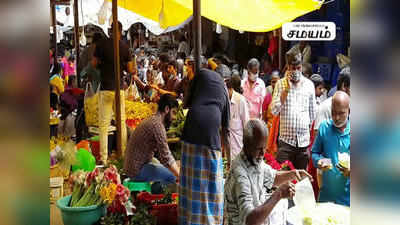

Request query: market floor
[{"left": 50, "top": 203, "right": 63, "bottom": 225}]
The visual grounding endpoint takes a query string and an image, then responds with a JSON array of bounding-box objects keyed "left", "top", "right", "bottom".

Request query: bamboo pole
[
  {"left": 193, "top": 0, "right": 201, "bottom": 75},
  {"left": 73, "top": 0, "right": 81, "bottom": 87},
  {"left": 51, "top": 2, "right": 57, "bottom": 63},
  {"left": 279, "top": 28, "right": 283, "bottom": 71},
  {"left": 112, "top": 0, "right": 122, "bottom": 158}
]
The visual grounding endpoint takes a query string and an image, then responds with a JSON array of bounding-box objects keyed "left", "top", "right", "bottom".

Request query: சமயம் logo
[{"left": 282, "top": 22, "right": 336, "bottom": 41}]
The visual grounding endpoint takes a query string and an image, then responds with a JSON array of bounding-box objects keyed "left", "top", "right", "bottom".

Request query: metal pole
[
  {"left": 73, "top": 0, "right": 81, "bottom": 87},
  {"left": 51, "top": 2, "right": 57, "bottom": 64},
  {"left": 112, "top": 0, "right": 122, "bottom": 157},
  {"left": 193, "top": 0, "right": 201, "bottom": 74}
]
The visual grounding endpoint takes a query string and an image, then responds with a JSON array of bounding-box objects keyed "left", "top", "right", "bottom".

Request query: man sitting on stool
[{"left": 123, "top": 94, "right": 180, "bottom": 185}]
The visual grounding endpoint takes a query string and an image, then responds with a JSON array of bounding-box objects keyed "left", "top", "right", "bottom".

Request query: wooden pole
[
  {"left": 73, "top": 0, "right": 81, "bottom": 87},
  {"left": 193, "top": 0, "right": 201, "bottom": 74},
  {"left": 51, "top": 2, "right": 57, "bottom": 63},
  {"left": 112, "top": 0, "right": 122, "bottom": 157},
  {"left": 278, "top": 28, "right": 283, "bottom": 71},
  {"left": 182, "top": 0, "right": 201, "bottom": 109}
]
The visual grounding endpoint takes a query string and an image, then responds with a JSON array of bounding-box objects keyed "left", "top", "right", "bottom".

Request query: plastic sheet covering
[{"left": 112, "top": 0, "right": 323, "bottom": 32}]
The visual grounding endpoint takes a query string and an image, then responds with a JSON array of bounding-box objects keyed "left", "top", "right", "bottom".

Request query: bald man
[
  {"left": 311, "top": 91, "right": 350, "bottom": 206},
  {"left": 225, "top": 119, "right": 312, "bottom": 225}
]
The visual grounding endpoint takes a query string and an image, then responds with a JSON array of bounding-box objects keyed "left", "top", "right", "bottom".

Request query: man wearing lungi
[{"left": 179, "top": 68, "right": 231, "bottom": 225}]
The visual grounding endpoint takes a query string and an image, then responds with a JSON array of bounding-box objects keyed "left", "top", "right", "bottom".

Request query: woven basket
[{"left": 50, "top": 164, "right": 70, "bottom": 179}]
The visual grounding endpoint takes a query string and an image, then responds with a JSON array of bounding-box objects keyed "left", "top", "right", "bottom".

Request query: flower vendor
[
  {"left": 123, "top": 94, "right": 180, "bottom": 185},
  {"left": 225, "top": 119, "right": 312, "bottom": 225}
]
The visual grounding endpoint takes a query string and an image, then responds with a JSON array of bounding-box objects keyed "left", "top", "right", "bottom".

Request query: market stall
[{"left": 49, "top": 1, "right": 354, "bottom": 225}]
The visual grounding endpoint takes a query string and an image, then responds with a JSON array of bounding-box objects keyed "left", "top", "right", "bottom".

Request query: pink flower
[
  {"left": 85, "top": 172, "right": 95, "bottom": 186},
  {"left": 104, "top": 166, "right": 121, "bottom": 184},
  {"left": 264, "top": 153, "right": 274, "bottom": 162},
  {"left": 281, "top": 160, "right": 295, "bottom": 171},
  {"left": 116, "top": 184, "right": 125, "bottom": 196},
  {"left": 115, "top": 184, "right": 130, "bottom": 204},
  {"left": 271, "top": 161, "right": 281, "bottom": 170},
  {"left": 104, "top": 171, "right": 117, "bottom": 183},
  {"left": 92, "top": 168, "right": 100, "bottom": 177}
]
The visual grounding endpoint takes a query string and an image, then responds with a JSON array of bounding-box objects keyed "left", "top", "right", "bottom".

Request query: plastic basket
[
  {"left": 50, "top": 177, "right": 64, "bottom": 203},
  {"left": 148, "top": 193, "right": 178, "bottom": 201},
  {"left": 123, "top": 180, "right": 152, "bottom": 193},
  {"left": 56, "top": 195, "right": 106, "bottom": 225},
  {"left": 50, "top": 164, "right": 70, "bottom": 179},
  {"left": 151, "top": 203, "right": 178, "bottom": 225},
  {"left": 135, "top": 191, "right": 178, "bottom": 204}
]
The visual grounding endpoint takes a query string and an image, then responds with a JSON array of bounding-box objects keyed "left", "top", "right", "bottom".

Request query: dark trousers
[{"left": 276, "top": 140, "right": 309, "bottom": 169}]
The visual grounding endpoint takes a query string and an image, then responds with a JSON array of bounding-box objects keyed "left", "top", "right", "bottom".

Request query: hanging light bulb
[
  {"left": 80, "top": 29, "right": 87, "bottom": 46},
  {"left": 216, "top": 24, "right": 222, "bottom": 34}
]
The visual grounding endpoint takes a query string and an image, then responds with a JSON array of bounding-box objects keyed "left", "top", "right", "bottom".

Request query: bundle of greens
[
  {"left": 130, "top": 203, "right": 156, "bottom": 225},
  {"left": 99, "top": 213, "right": 127, "bottom": 225},
  {"left": 167, "top": 104, "right": 187, "bottom": 138},
  {"left": 155, "top": 189, "right": 174, "bottom": 205}
]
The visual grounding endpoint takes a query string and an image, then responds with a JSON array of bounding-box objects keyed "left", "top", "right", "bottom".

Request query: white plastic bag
[
  {"left": 84, "top": 82, "right": 100, "bottom": 126},
  {"left": 293, "top": 178, "right": 316, "bottom": 214},
  {"left": 80, "top": 31, "right": 87, "bottom": 46},
  {"left": 125, "top": 79, "right": 140, "bottom": 101},
  {"left": 58, "top": 113, "right": 76, "bottom": 138},
  {"left": 85, "top": 82, "right": 95, "bottom": 98},
  {"left": 98, "top": 0, "right": 109, "bottom": 25}
]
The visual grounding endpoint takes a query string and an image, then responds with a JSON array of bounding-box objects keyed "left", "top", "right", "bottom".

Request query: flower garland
[{"left": 264, "top": 152, "right": 297, "bottom": 184}]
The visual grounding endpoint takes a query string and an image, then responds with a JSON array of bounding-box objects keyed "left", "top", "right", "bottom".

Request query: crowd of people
[{"left": 49, "top": 21, "right": 351, "bottom": 225}]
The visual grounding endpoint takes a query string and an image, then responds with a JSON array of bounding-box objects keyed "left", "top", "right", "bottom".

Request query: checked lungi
[{"left": 178, "top": 141, "right": 224, "bottom": 225}]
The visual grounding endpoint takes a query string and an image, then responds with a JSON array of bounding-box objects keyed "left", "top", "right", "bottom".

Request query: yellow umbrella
[{"left": 111, "top": 0, "right": 323, "bottom": 32}]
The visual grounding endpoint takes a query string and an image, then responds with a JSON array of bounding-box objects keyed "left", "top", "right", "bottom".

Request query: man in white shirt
[
  {"left": 271, "top": 51, "right": 317, "bottom": 169},
  {"left": 315, "top": 70, "right": 351, "bottom": 131},
  {"left": 225, "top": 75, "right": 250, "bottom": 162},
  {"left": 242, "top": 58, "right": 267, "bottom": 119}
]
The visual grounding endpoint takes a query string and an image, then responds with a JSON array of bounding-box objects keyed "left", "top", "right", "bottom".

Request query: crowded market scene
[{"left": 49, "top": 0, "right": 350, "bottom": 224}]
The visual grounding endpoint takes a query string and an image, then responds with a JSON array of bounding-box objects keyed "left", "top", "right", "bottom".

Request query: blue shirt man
[{"left": 312, "top": 91, "right": 350, "bottom": 206}]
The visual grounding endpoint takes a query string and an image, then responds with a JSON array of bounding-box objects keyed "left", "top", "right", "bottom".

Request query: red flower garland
[{"left": 264, "top": 153, "right": 297, "bottom": 184}]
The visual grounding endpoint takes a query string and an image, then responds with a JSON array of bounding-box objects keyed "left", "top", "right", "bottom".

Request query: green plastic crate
[{"left": 123, "top": 180, "right": 151, "bottom": 193}]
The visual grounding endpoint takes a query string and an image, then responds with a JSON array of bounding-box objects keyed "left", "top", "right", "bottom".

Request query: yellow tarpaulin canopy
[{"left": 111, "top": 0, "right": 323, "bottom": 32}]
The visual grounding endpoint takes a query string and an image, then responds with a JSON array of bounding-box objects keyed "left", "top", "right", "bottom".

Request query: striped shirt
[
  {"left": 123, "top": 114, "right": 175, "bottom": 178},
  {"left": 224, "top": 151, "right": 288, "bottom": 225},
  {"left": 271, "top": 75, "right": 317, "bottom": 148}
]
